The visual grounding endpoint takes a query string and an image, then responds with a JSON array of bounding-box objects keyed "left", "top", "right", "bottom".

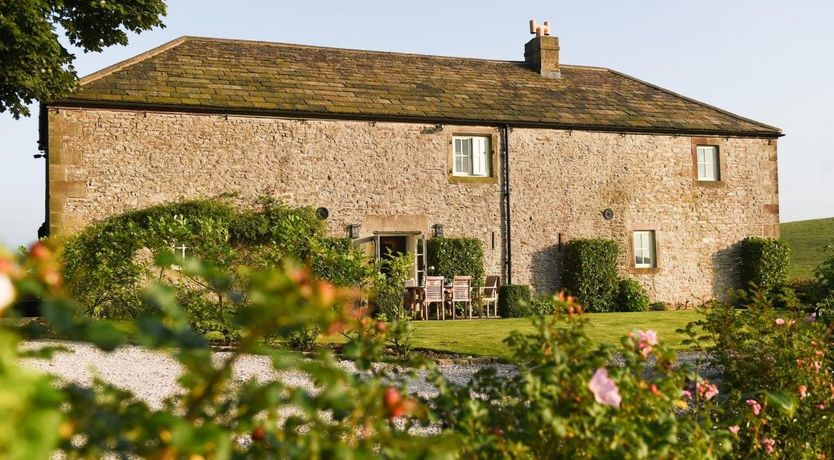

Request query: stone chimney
[{"left": 525, "top": 20, "right": 560, "bottom": 78}]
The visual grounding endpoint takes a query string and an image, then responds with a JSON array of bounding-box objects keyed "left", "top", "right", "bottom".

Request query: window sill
[
  {"left": 694, "top": 179, "right": 725, "bottom": 188},
  {"left": 448, "top": 175, "right": 497, "bottom": 184},
  {"left": 628, "top": 266, "right": 661, "bottom": 275}
]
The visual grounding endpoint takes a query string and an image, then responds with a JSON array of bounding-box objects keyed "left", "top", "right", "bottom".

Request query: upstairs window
[
  {"left": 696, "top": 145, "right": 720, "bottom": 181},
  {"left": 633, "top": 230, "right": 656, "bottom": 269},
  {"left": 453, "top": 135, "right": 490, "bottom": 177}
]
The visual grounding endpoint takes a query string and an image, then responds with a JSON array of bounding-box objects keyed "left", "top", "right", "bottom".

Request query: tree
[{"left": 0, "top": 0, "right": 166, "bottom": 118}]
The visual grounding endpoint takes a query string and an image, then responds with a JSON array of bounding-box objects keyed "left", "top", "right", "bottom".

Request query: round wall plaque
[
  {"left": 315, "top": 207, "right": 330, "bottom": 220},
  {"left": 602, "top": 208, "right": 614, "bottom": 220}
]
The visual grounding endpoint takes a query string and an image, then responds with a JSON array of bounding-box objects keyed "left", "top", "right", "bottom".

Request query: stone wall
[
  {"left": 47, "top": 107, "right": 779, "bottom": 303},
  {"left": 46, "top": 108, "right": 505, "bottom": 274},
  {"left": 508, "top": 129, "right": 778, "bottom": 303}
]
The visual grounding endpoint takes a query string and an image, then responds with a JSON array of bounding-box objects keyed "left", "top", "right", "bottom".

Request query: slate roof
[{"left": 58, "top": 36, "right": 781, "bottom": 137}]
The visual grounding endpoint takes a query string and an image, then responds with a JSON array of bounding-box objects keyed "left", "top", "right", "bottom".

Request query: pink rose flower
[
  {"left": 799, "top": 385, "right": 808, "bottom": 399},
  {"left": 746, "top": 399, "right": 762, "bottom": 415},
  {"left": 681, "top": 390, "right": 692, "bottom": 400},
  {"left": 639, "top": 330, "right": 659, "bottom": 346},
  {"left": 635, "top": 330, "right": 658, "bottom": 358},
  {"left": 697, "top": 381, "right": 719, "bottom": 400},
  {"left": 729, "top": 425, "right": 740, "bottom": 435},
  {"left": 588, "top": 368, "right": 621, "bottom": 408},
  {"left": 805, "top": 313, "right": 816, "bottom": 322},
  {"left": 775, "top": 318, "right": 785, "bottom": 326},
  {"left": 760, "top": 437, "right": 775, "bottom": 454}
]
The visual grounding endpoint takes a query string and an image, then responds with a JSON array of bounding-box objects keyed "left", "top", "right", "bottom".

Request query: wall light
[
  {"left": 432, "top": 224, "right": 444, "bottom": 238},
  {"left": 347, "top": 224, "right": 361, "bottom": 239}
]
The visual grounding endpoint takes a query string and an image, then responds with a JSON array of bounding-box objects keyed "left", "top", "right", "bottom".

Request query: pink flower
[
  {"left": 760, "top": 437, "right": 775, "bottom": 454},
  {"left": 638, "top": 330, "right": 659, "bottom": 346},
  {"left": 805, "top": 313, "right": 817, "bottom": 322},
  {"left": 635, "top": 330, "right": 658, "bottom": 358},
  {"left": 729, "top": 425, "right": 740, "bottom": 435},
  {"left": 799, "top": 385, "right": 808, "bottom": 399},
  {"left": 816, "top": 403, "right": 826, "bottom": 410},
  {"left": 681, "top": 390, "right": 692, "bottom": 400},
  {"left": 747, "top": 399, "right": 762, "bottom": 415},
  {"left": 697, "top": 381, "right": 719, "bottom": 400},
  {"left": 812, "top": 361, "right": 822, "bottom": 372},
  {"left": 775, "top": 318, "right": 785, "bottom": 326},
  {"left": 588, "top": 368, "right": 621, "bottom": 408}
]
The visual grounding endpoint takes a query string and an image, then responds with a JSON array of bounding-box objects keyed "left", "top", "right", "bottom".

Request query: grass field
[
  {"left": 781, "top": 217, "right": 834, "bottom": 279},
  {"left": 324, "top": 310, "right": 702, "bottom": 360}
]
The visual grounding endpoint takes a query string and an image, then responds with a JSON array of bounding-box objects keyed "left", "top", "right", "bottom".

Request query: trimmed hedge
[
  {"left": 498, "top": 285, "right": 532, "bottom": 318},
  {"left": 426, "top": 237, "right": 485, "bottom": 286},
  {"left": 562, "top": 238, "right": 620, "bottom": 312},
  {"left": 739, "top": 237, "right": 791, "bottom": 294}
]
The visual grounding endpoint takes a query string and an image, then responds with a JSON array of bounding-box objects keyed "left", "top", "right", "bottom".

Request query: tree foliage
[{"left": 0, "top": 0, "right": 166, "bottom": 118}]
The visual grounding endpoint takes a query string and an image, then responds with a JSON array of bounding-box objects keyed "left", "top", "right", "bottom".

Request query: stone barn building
[{"left": 40, "top": 31, "right": 782, "bottom": 303}]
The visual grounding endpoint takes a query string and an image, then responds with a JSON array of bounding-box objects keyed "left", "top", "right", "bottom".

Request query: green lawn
[
  {"left": 326, "top": 310, "right": 702, "bottom": 360},
  {"left": 781, "top": 217, "right": 834, "bottom": 279}
]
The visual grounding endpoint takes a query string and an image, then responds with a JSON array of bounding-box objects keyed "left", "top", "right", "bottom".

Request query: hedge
[
  {"left": 739, "top": 237, "right": 790, "bottom": 294},
  {"left": 426, "top": 237, "right": 485, "bottom": 286},
  {"left": 61, "top": 198, "right": 372, "bottom": 321},
  {"left": 498, "top": 285, "right": 532, "bottom": 318},
  {"left": 562, "top": 238, "right": 620, "bottom": 312}
]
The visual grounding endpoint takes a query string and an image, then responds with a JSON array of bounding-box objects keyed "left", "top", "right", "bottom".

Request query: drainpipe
[
  {"left": 37, "top": 103, "right": 49, "bottom": 239},
  {"left": 501, "top": 125, "right": 513, "bottom": 284}
]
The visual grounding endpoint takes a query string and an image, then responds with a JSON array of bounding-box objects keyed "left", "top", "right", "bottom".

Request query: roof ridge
[
  {"left": 79, "top": 36, "right": 189, "bottom": 86},
  {"left": 607, "top": 69, "right": 782, "bottom": 133},
  {"left": 178, "top": 35, "right": 523, "bottom": 64}
]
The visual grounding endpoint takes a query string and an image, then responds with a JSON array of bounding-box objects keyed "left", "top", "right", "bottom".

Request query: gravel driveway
[
  {"left": 21, "top": 341, "right": 716, "bottom": 410},
  {"left": 20, "top": 340, "right": 517, "bottom": 408}
]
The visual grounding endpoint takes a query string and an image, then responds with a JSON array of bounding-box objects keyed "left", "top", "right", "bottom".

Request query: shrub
[
  {"left": 498, "top": 284, "right": 532, "bottom": 318},
  {"left": 684, "top": 294, "right": 834, "bottom": 457},
  {"left": 371, "top": 252, "right": 414, "bottom": 321},
  {"left": 426, "top": 237, "right": 485, "bottom": 287},
  {"left": 790, "top": 278, "right": 822, "bottom": 306},
  {"left": 616, "top": 278, "right": 650, "bottom": 312},
  {"left": 1, "top": 242, "right": 448, "bottom": 459},
  {"left": 649, "top": 301, "right": 669, "bottom": 311},
  {"left": 61, "top": 198, "right": 373, "bottom": 327},
  {"left": 739, "top": 237, "right": 790, "bottom": 294},
  {"left": 562, "top": 238, "right": 620, "bottom": 312},
  {"left": 813, "top": 246, "right": 834, "bottom": 302},
  {"left": 431, "top": 296, "right": 729, "bottom": 458},
  {"left": 530, "top": 295, "right": 559, "bottom": 316}
]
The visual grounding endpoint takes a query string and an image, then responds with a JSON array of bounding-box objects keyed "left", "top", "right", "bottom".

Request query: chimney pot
[{"left": 525, "top": 23, "right": 560, "bottom": 78}]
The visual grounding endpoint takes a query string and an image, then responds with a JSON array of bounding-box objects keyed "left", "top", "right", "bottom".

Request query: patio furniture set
[{"left": 404, "top": 275, "right": 500, "bottom": 320}]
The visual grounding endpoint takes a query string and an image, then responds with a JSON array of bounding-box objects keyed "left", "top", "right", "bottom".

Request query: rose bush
[{"left": 5, "top": 240, "right": 834, "bottom": 458}]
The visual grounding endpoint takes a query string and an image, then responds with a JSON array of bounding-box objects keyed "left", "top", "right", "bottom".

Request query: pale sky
[{"left": 1, "top": 0, "right": 832, "bottom": 248}]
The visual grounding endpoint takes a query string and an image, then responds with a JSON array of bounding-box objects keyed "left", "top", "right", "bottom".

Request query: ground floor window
[{"left": 632, "top": 230, "right": 656, "bottom": 268}]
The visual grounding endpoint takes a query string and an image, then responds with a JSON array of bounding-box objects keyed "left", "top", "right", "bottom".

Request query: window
[
  {"left": 696, "top": 145, "right": 720, "bottom": 181},
  {"left": 633, "top": 231, "right": 656, "bottom": 269},
  {"left": 453, "top": 135, "right": 490, "bottom": 177}
]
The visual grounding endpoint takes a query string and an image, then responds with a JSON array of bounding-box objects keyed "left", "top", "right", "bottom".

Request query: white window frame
[
  {"left": 633, "top": 231, "right": 656, "bottom": 269},
  {"left": 452, "top": 135, "right": 490, "bottom": 177},
  {"left": 696, "top": 145, "right": 720, "bottom": 181}
]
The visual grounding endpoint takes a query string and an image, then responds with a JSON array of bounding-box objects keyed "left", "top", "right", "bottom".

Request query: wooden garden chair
[
  {"left": 451, "top": 276, "right": 473, "bottom": 319},
  {"left": 479, "top": 275, "right": 500, "bottom": 318},
  {"left": 423, "top": 276, "right": 446, "bottom": 320}
]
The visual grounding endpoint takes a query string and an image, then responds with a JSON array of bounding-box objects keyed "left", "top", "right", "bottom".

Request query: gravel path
[
  {"left": 20, "top": 341, "right": 716, "bottom": 410},
  {"left": 20, "top": 341, "right": 517, "bottom": 408}
]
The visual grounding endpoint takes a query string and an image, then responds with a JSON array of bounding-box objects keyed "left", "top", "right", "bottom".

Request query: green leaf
[{"left": 766, "top": 390, "right": 797, "bottom": 417}]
